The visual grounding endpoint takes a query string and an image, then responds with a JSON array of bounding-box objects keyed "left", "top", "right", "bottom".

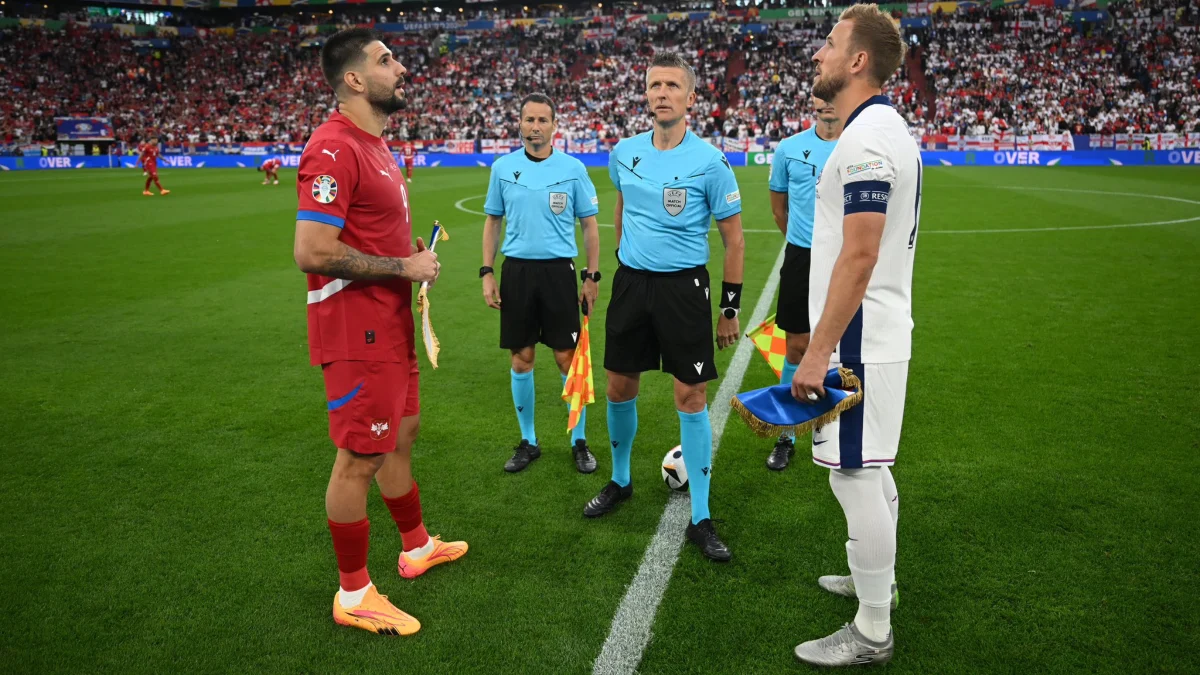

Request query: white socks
[
  {"left": 830, "top": 468, "right": 897, "bottom": 643},
  {"left": 338, "top": 583, "right": 373, "bottom": 609},
  {"left": 405, "top": 537, "right": 435, "bottom": 559}
]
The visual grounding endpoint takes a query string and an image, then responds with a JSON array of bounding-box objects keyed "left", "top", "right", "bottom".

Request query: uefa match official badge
[
  {"left": 313, "top": 175, "right": 338, "bottom": 203},
  {"left": 549, "top": 192, "right": 568, "bottom": 215},
  {"left": 663, "top": 187, "right": 686, "bottom": 216}
]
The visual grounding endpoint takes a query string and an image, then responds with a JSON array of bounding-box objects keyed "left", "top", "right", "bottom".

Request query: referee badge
[
  {"left": 312, "top": 175, "right": 338, "bottom": 204},
  {"left": 663, "top": 187, "right": 687, "bottom": 216},
  {"left": 549, "top": 192, "right": 568, "bottom": 215}
]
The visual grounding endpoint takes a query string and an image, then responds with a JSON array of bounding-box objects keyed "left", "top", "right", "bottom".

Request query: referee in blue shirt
[
  {"left": 582, "top": 53, "right": 745, "bottom": 562},
  {"left": 481, "top": 93, "right": 602, "bottom": 475},
  {"left": 764, "top": 94, "right": 842, "bottom": 471}
]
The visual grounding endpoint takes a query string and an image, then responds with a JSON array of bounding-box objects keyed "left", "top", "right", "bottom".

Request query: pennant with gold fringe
[
  {"left": 561, "top": 302, "right": 594, "bottom": 432},
  {"left": 416, "top": 221, "right": 449, "bottom": 368},
  {"left": 731, "top": 367, "right": 864, "bottom": 438},
  {"left": 746, "top": 313, "right": 788, "bottom": 378}
]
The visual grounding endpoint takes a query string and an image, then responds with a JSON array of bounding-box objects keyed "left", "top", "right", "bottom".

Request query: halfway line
[{"left": 591, "top": 243, "right": 788, "bottom": 675}]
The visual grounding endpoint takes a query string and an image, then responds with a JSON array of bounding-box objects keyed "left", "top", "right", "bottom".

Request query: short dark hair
[
  {"left": 321, "top": 28, "right": 385, "bottom": 93},
  {"left": 647, "top": 51, "right": 696, "bottom": 92},
  {"left": 519, "top": 93, "right": 556, "bottom": 121}
]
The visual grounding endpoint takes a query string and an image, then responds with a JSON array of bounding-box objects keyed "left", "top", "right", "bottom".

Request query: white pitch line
[
  {"left": 454, "top": 188, "right": 1200, "bottom": 235},
  {"left": 591, "top": 243, "right": 788, "bottom": 675}
]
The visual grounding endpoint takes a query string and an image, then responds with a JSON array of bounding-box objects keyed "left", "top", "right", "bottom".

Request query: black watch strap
[
  {"left": 581, "top": 269, "right": 602, "bottom": 283},
  {"left": 479, "top": 266, "right": 494, "bottom": 278}
]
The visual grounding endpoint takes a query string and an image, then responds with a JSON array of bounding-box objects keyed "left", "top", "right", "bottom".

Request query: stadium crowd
[{"left": 1, "top": 0, "right": 1197, "bottom": 149}]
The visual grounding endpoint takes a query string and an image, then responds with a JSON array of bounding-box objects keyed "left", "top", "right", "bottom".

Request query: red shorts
[
  {"left": 322, "top": 354, "right": 420, "bottom": 454},
  {"left": 403, "top": 157, "right": 414, "bottom": 167}
]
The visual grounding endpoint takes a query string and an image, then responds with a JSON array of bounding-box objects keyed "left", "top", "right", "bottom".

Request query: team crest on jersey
[
  {"left": 663, "top": 188, "right": 687, "bottom": 216},
  {"left": 369, "top": 418, "right": 391, "bottom": 441},
  {"left": 312, "top": 175, "right": 338, "bottom": 203},
  {"left": 549, "top": 192, "right": 568, "bottom": 215}
]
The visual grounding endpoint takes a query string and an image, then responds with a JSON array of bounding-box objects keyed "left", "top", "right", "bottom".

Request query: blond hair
[{"left": 839, "top": 3, "right": 906, "bottom": 87}]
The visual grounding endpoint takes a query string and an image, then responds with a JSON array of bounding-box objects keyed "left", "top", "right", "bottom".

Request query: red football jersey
[
  {"left": 139, "top": 146, "right": 159, "bottom": 171},
  {"left": 262, "top": 158, "right": 281, "bottom": 171},
  {"left": 402, "top": 143, "right": 415, "bottom": 158},
  {"left": 297, "top": 111, "right": 414, "bottom": 366}
]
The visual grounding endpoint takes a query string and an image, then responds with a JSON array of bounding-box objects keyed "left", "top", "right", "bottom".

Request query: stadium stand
[{"left": 1, "top": 0, "right": 1197, "bottom": 154}]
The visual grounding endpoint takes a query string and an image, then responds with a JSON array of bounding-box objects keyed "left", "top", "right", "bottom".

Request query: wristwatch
[
  {"left": 721, "top": 307, "right": 740, "bottom": 319},
  {"left": 479, "top": 266, "right": 494, "bottom": 278},
  {"left": 581, "top": 269, "right": 602, "bottom": 283}
]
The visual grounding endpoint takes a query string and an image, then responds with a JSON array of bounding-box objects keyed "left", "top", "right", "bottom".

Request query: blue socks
[
  {"left": 780, "top": 359, "right": 800, "bottom": 441},
  {"left": 607, "top": 397, "right": 638, "bottom": 487},
  {"left": 679, "top": 407, "right": 713, "bottom": 525},
  {"left": 511, "top": 369, "right": 537, "bottom": 446},
  {"left": 561, "top": 373, "right": 587, "bottom": 444}
]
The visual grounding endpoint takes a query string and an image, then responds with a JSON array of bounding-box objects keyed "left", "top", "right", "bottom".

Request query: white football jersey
[{"left": 810, "top": 96, "right": 922, "bottom": 364}]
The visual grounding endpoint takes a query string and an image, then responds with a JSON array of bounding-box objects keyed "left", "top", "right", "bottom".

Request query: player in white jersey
[{"left": 789, "top": 4, "right": 921, "bottom": 667}]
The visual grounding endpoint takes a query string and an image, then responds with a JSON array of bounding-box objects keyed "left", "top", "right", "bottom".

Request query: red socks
[
  {"left": 382, "top": 481, "right": 430, "bottom": 551},
  {"left": 327, "top": 518, "right": 371, "bottom": 591}
]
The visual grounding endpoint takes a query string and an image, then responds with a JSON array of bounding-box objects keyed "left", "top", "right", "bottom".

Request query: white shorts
[{"left": 812, "top": 361, "right": 909, "bottom": 469}]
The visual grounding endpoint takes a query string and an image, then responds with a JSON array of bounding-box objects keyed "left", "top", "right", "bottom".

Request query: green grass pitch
[{"left": 0, "top": 165, "right": 1197, "bottom": 673}]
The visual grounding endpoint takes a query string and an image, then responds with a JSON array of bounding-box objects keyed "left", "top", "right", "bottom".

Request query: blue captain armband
[
  {"left": 297, "top": 210, "right": 345, "bottom": 228},
  {"left": 843, "top": 180, "right": 891, "bottom": 215}
]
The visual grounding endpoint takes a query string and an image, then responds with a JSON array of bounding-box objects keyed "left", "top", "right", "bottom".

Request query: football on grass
[{"left": 662, "top": 446, "right": 689, "bottom": 492}]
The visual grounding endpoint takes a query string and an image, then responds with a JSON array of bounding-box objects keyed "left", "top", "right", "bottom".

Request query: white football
[{"left": 661, "top": 446, "right": 689, "bottom": 492}]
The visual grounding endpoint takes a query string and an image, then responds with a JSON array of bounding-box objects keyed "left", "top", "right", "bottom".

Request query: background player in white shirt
[{"left": 790, "top": 4, "right": 922, "bottom": 667}]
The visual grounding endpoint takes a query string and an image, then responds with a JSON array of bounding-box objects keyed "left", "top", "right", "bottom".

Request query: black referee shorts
[
  {"left": 604, "top": 264, "right": 717, "bottom": 384},
  {"left": 776, "top": 243, "right": 811, "bottom": 335},
  {"left": 499, "top": 256, "right": 581, "bottom": 351}
]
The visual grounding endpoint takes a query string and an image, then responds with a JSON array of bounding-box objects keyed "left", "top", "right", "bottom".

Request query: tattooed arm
[{"left": 294, "top": 219, "right": 438, "bottom": 283}]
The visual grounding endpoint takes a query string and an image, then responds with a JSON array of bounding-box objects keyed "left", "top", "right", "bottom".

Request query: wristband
[{"left": 720, "top": 282, "right": 743, "bottom": 309}]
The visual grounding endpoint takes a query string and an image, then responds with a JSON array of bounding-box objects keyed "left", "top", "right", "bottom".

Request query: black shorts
[
  {"left": 776, "top": 243, "right": 811, "bottom": 334},
  {"left": 500, "top": 257, "right": 581, "bottom": 351},
  {"left": 604, "top": 264, "right": 717, "bottom": 384}
]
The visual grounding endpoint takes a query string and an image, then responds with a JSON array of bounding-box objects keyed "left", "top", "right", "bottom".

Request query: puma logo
[
  {"left": 513, "top": 171, "right": 521, "bottom": 181},
  {"left": 321, "top": 148, "right": 340, "bottom": 162},
  {"left": 693, "top": 362, "right": 703, "bottom": 374},
  {"left": 379, "top": 169, "right": 391, "bottom": 180},
  {"left": 632, "top": 157, "right": 642, "bottom": 169}
]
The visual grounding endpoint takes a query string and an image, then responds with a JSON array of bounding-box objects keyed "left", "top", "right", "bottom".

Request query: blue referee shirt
[
  {"left": 484, "top": 150, "right": 600, "bottom": 259},
  {"left": 769, "top": 127, "right": 837, "bottom": 248},
  {"left": 609, "top": 130, "right": 742, "bottom": 272}
]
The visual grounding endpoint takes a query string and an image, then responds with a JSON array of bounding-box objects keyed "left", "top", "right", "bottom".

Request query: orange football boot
[
  {"left": 332, "top": 585, "right": 420, "bottom": 636},
  {"left": 159, "top": 189, "right": 171, "bottom": 195},
  {"left": 398, "top": 536, "right": 468, "bottom": 579},
  {"left": 142, "top": 190, "right": 154, "bottom": 196}
]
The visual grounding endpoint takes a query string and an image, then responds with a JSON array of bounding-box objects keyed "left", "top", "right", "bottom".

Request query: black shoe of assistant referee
[
  {"left": 584, "top": 480, "right": 632, "bottom": 518},
  {"left": 504, "top": 440, "right": 541, "bottom": 473},
  {"left": 767, "top": 435, "right": 795, "bottom": 471},
  {"left": 686, "top": 518, "right": 732, "bottom": 562},
  {"left": 572, "top": 439, "right": 597, "bottom": 474}
]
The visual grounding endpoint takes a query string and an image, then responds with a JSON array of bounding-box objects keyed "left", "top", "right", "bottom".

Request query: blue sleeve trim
[
  {"left": 843, "top": 180, "right": 891, "bottom": 215},
  {"left": 576, "top": 208, "right": 600, "bottom": 218},
  {"left": 712, "top": 205, "right": 743, "bottom": 221},
  {"left": 483, "top": 207, "right": 505, "bottom": 216},
  {"left": 297, "top": 210, "right": 345, "bottom": 229}
]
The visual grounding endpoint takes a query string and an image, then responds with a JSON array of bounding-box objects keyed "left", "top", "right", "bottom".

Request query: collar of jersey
[
  {"left": 331, "top": 110, "right": 383, "bottom": 143},
  {"left": 844, "top": 95, "right": 892, "bottom": 129},
  {"left": 644, "top": 128, "right": 693, "bottom": 153}
]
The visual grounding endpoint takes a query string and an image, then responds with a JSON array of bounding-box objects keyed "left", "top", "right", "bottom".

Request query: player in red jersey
[
  {"left": 400, "top": 141, "right": 415, "bottom": 183},
  {"left": 138, "top": 140, "right": 169, "bottom": 196},
  {"left": 292, "top": 28, "right": 467, "bottom": 637},
  {"left": 258, "top": 157, "right": 281, "bottom": 185}
]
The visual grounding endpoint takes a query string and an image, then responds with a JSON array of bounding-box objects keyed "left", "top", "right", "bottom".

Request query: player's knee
[
  {"left": 606, "top": 372, "right": 639, "bottom": 402},
  {"left": 786, "top": 334, "right": 810, "bottom": 364},
  {"left": 335, "top": 450, "right": 385, "bottom": 482},
  {"left": 553, "top": 349, "right": 574, "bottom": 375},
  {"left": 510, "top": 348, "right": 535, "bottom": 373},
  {"left": 674, "top": 384, "right": 707, "bottom": 413}
]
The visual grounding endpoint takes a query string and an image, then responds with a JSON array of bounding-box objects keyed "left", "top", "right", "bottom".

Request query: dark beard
[
  {"left": 368, "top": 81, "right": 405, "bottom": 115},
  {"left": 812, "top": 72, "right": 847, "bottom": 103}
]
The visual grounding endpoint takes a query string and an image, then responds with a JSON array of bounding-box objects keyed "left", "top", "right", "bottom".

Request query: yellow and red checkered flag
[
  {"left": 561, "top": 312, "right": 594, "bottom": 432},
  {"left": 746, "top": 313, "right": 788, "bottom": 378}
]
